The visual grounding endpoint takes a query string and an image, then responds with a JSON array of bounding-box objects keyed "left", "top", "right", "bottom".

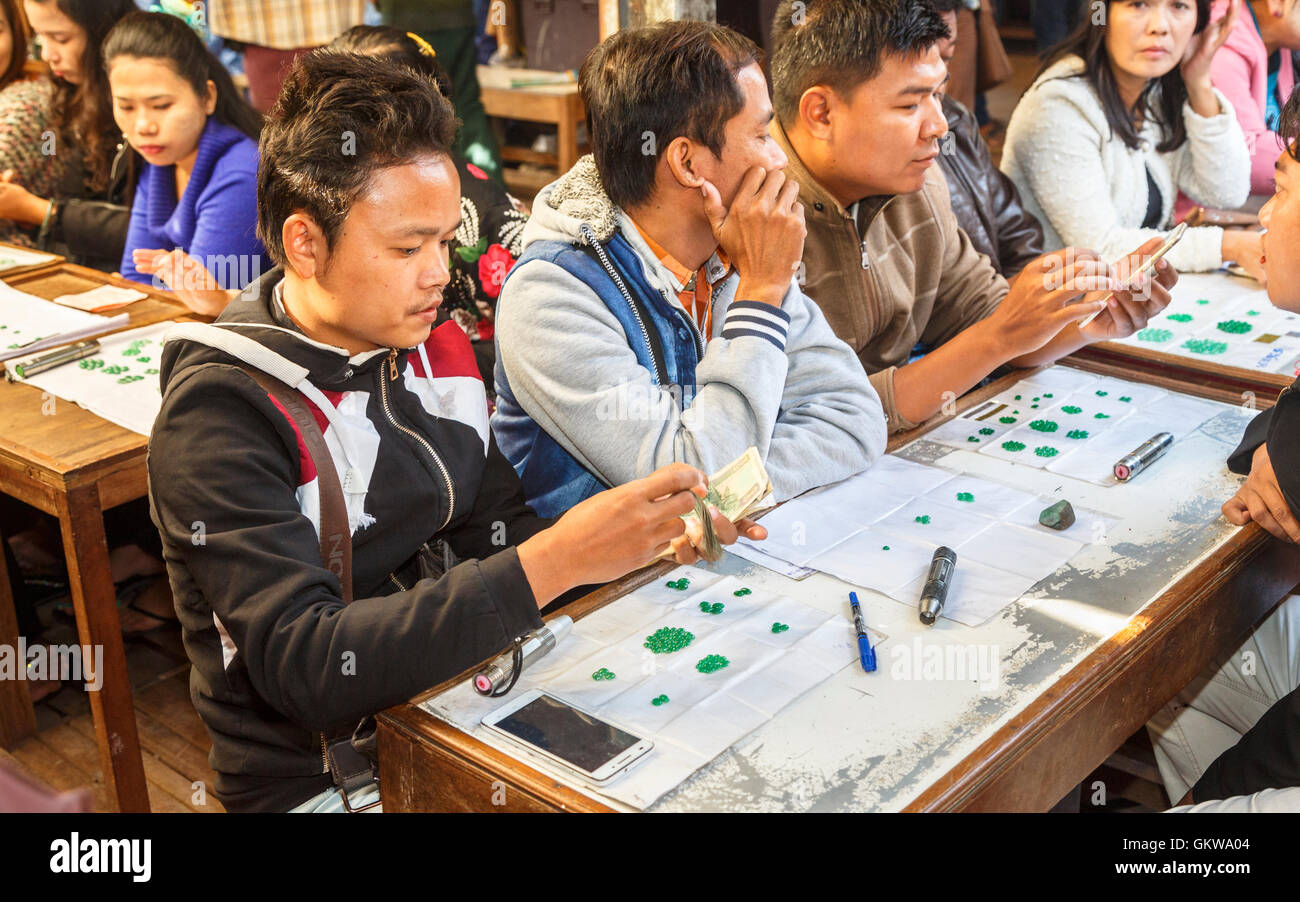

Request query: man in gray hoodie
[{"left": 492, "top": 20, "right": 886, "bottom": 518}]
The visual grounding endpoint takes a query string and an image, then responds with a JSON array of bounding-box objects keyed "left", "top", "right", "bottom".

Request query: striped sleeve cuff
[{"left": 721, "top": 300, "right": 791, "bottom": 351}]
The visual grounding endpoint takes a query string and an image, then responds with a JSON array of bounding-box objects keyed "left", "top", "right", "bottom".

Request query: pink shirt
[{"left": 1210, "top": 0, "right": 1295, "bottom": 194}]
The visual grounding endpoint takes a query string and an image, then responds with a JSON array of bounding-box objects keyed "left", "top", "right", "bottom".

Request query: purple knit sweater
[{"left": 120, "top": 117, "right": 268, "bottom": 290}]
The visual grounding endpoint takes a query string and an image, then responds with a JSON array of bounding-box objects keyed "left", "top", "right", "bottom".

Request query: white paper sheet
[
  {"left": 53, "top": 284, "right": 147, "bottom": 312},
  {"left": 0, "top": 245, "right": 57, "bottom": 272},
  {"left": 0, "top": 279, "right": 129, "bottom": 361},
  {"left": 10, "top": 321, "right": 173, "bottom": 434}
]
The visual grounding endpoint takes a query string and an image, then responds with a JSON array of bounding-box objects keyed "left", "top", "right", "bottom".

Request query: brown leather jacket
[{"left": 937, "top": 94, "right": 1045, "bottom": 279}]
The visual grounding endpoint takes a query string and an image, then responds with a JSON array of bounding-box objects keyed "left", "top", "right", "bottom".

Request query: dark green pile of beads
[
  {"left": 1034, "top": 446, "right": 1059, "bottom": 458},
  {"left": 699, "top": 601, "right": 725, "bottom": 615},
  {"left": 644, "top": 627, "right": 694, "bottom": 654},
  {"left": 733, "top": 588, "right": 752, "bottom": 596},
  {"left": 1066, "top": 429, "right": 1088, "bottom": 440},
  {"left": 651, "top": 694, "right": 670, "bottom": 706},
  {"left": 1002, "top": 440, "right": 1026, "bottom": 452},
  {"left": 695, "top": 654, "right": 730, "bottom": 674},
  {"left": 591, "top": 667, "right": 616, "bottom": 681},
  {"left": 770, "top": 622, "right": 790, "bottom": 634},
  {"left": 956, "top": 492, "right": 974, "bottom": 503},
  {"left": 665, "top": 578, "right": 690, "bottom": 590},
  {"left": 1060, "top": 405, "right": 1082, "bottom": 415},
  {"left": 1029, "top": 419, "right": 1058, "bottom": 433},
  {"left": 1217, "top": 319, "right": 1252, "bottom": 334},
  {"left": 914, "top": 514, "right": 931, "bottom": 524}
]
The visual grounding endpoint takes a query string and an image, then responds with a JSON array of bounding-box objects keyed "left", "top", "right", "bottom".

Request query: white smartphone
[
  {"left": 1078, "top": 221, "right": 1188, "bottom": 326},
  {"left": 481, "top": 689, "right": 654, "bottom": 785}
]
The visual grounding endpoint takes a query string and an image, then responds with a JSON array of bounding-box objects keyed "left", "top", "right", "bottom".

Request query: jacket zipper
[
  {"left": 579, "top": 222, "right": 669, "bottom": 386},
  {"left": 378, "top": 348, "right": 456, "bottom": 532},
  {"left": 320, "top": 733, "right": 329, "bottom": 774},
  {"left": 661, "top": 289, "right": 706, "bottom": 360}
]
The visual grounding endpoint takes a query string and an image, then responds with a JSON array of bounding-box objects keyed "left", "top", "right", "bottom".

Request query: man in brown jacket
[{"left": 769, "top": 0, "right": 1178, "bottom": 433}]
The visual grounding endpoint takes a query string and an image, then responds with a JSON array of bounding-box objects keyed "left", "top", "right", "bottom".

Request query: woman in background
[
  {"left": 106, "top": 10, "right": 267, "bottom": 315},
  {"left": 0, "top": 0, "right": 140, "bottom": 271},
  {"left": 1002, "top": 0, "right": 1258, "bottom": 279},
  {"left": 0, "top": 0, "right": 59, "bottom": 248}
]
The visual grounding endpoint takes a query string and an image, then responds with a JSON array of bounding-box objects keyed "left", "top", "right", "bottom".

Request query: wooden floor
[{"left": 6, "top": 606, "right": 224, "bottom": 813}]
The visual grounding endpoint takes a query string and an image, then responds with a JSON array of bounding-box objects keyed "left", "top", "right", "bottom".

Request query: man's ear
[
  {"left": 663, "top": 135, "right": 708, "bottom": 190},
  {"left": 798, "top": 85, "right": 836, "bottom": 141},
  {"left": 281, "top": 212, "right": 327, "bottom": 281}
]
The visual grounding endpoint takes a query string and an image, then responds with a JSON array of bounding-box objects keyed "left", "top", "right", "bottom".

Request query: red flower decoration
[
  {"left": 478, "top": 243, "right": 516, "bottom": 299},
  {"left": 465, "top": 163, "right": 489, "bottom": 181}
]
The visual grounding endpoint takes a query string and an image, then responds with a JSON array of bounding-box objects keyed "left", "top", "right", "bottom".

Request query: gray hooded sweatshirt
[{"left": 492, "top": 155, "right": 887, "bottom": 504}]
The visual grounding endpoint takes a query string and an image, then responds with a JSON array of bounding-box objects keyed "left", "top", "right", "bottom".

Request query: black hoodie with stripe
[{"left": 148, "top": 269, "right": 548, "bottom": 812}]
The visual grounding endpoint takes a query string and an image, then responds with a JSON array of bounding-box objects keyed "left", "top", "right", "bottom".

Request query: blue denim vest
[{"left": 493, "top": 226, "right": 702, "bottom": 516}]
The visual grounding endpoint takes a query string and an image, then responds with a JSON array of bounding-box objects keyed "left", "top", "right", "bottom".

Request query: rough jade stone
[{"left": 1039, "top": 500, "right": 1076, "bottom": 531}]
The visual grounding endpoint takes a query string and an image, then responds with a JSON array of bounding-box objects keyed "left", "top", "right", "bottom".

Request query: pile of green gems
[
  {"left": 1094, "top": 413, "right": 1110, "bottom": 419},
  {"left": 1066, "top": 429, "right": 1088, "bottom": 440},
  {"left": 1136, "top": 328, "right": 1173, "bottom": 343},
  {"left": 956, "top": 492, "right": 974, "bottom": 502},
  {"left": 651, "top": 694, "right": 670, "bottom": 706},
  {"left": 914, "top": 514, "right": 931, "bottom": 524},
  {"left": 1002, "top": 440, "right": 1026, "bottom": 452},
  {"left": 1029, "top": 419, "right": 1058, "bottom": 432},
  {"left": 1060, "top": 405, "right": 1082, "bottom": 415},
  {"left": 699, "top": 601, "right": 725, "bottom": 615},
  {"left": 591, "top": 667, "right": 616, "bottom": 681},
  {"left": 1168, "top": 313, "right": 1193, "bottom": 323},
  {"left": 695, "top": 654, "right": 730, "bottom": 674},
  {"left": 1183, "top": 338, "right": 1228, "bottom": 355},
  {"left": 967, "top": 436, "right": 981, "bottom": 442},
  {"left": 1034, "top": 446, "right": 1059, "bottom": 458},
  {"left": 644, "top": 627, "right": 694, "bottom": 654},
  {"left": 770, "top": 622, "right": 790, "bottom": 634},
  {"left": 1217, "top": 320, "right": 1252, "bottom": 334},
  {"left": 665, "top": 578, "right": 690, "bottom": 590},
  {"left": 79, "top": 358, "right": 105, "bottom": 370},
  {"left": 999, "top": 415, "right": 1016, "bottom": 424},
  {"left": 1095, "top": 390, "right": 1109, "bottom": 396},
  {"left": 977, "top": 427, "right": 994, "bottom": 436},
  {"left": 733, "top": 588, "right": 752, "bottom": 596}
]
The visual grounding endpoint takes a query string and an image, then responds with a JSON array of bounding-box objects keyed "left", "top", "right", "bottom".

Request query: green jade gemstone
[
  {"left": 1034, "top": 446, "right": 1059, "bottom": 458},
  {"left": 695, "top": 654, "right": 730, "bottom": 674},
  {"left": 978, "top": 427, "right": 994, "bottom": 436},
  {"left": 591, "top": 668, "right": 616, "bottom": 681},
  {"left": 914, "top": 515, "right": 931, "bottom": 524},
  {"left": 733, "top": 588, "right": 752, "bottom": 596},
  {"left": 1066, "top": 429, "right": 1089, "bottom": 440},
  {"left": 644, "top": 626, "right": 695, "bottom": 654},
  {"left": 1060, "top": 405, "right": 1082, "bottom": 414},
  {"left": 1001, "top": 440, "right": 1026, "bottom": 452},
  {"left": 1167, "top": 313, "right": 1193, "bottom": 323},
  {"left": 955, "top": 492, "right": 974, "bottom": 502},
  {"left": 1029, "top": 419, "right": 1058, "bottom": 433},
  {"left": 770, "top": 622, "right": 790, "bottom": 634},
  {"left": 999, "top": 416, "right": 1016, "bottom": 424},
  {"left": 651, "top": 694, "right": 670, "bottom": 706}
]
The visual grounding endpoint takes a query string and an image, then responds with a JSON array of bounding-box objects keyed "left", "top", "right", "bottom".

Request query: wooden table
[
  {"left": 376, "top": 360, "right": 1300, "bottom": 812},
  {"left": 478, "top": 65, "right": 588, "bottom": 175},
  {"left": 1073, "top": 271, "right": 1294, "bottom": 405},
  {"left": 0, "top": 264, "right": 190, "bottom": 812},
  {"left": 0, "top": 241, "right": 63, "bottom": 280}
]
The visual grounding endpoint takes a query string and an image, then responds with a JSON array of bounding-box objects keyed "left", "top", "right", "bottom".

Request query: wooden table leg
[
  {"left": 557, "top": 97, "right": 579, "bottom": 174},
  {"left": 56, "top": 484, "right": 149, "bottom": 812},
  {"left": 0, "top": 531, "right": 37, "bottom": 747}
]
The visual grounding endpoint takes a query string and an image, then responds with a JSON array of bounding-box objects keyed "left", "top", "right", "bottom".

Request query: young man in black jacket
[
  {"left": 147, "top": 50, "right": 764, "bottom": 813},
  {"left": 1146, "top": 89, "right": 1300, "bottom": 813}
]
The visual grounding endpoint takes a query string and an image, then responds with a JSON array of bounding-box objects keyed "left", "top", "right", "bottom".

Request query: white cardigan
[{"left": 1000, "top": 55, "right": 1250, "bottom": 272}]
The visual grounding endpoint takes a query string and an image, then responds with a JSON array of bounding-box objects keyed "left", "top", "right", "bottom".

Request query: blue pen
[{"left": 848, "top": 591, "right": 876, "bottom": 673}]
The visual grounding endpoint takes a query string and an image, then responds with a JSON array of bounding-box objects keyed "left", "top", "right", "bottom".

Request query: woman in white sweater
[{"left": 1001, "top": 0, "right": 1261, "bottom": 279}]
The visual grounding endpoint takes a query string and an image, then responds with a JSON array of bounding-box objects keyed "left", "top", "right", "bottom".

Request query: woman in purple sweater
[{"left": 105, "top": 10, "right": 266, "bottom": 315}]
